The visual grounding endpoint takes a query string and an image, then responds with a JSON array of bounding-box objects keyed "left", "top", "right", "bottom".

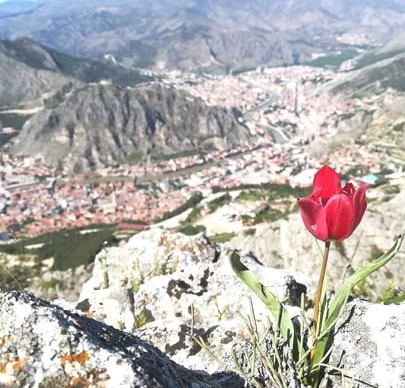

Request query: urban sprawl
[{"left": 1, "top": 66, "right": 402, "bottom": 238}]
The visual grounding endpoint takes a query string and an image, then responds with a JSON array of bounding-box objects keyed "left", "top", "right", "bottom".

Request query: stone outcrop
[
  {"left": 226, "top": 299, "right": 405, "bottom": 388},
  {"left": 76, "top": 228, "right": 405, "bottom": 386},
  {"left": 327, "top": 299, "right": 405, "bottom": 388},
  {"left": 0, "top": 47, "right": 70, "bottom": 107},
  {"left": 0, "top": 290, "right": 243, "bottom": 388},
  {"left": 1, "top": 228, "right": 404, "bottom": 387},
  {"left": 78, "top": 228, "right": 308, "bottom": 373}
]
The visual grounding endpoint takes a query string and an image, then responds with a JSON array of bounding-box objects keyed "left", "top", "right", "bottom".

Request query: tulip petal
[
  {"left": 352, "top": 183, "right": 368, "bottom": 230},
  {"left": 297, "top": 198, "right": 329, "bottom": 241},
  {"left": 313, "top": 165, "right": 342, "bottom": 203},
  {"left": 325, "top": 193, "right": 355, "bottom": 241}
]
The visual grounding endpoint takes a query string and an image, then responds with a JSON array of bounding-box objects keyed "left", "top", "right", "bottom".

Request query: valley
[
  {"left": 0, "top": 2, "right": 405, "bottom": 387},
  {"left": 2, "top": 0, "right": 405, "bottom": 73},
  {"left": 1, "top": 40, "right": 404, "bottom": 302}
]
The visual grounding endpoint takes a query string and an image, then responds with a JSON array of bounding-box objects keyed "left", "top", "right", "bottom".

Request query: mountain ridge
[
  {"left": 0, "top": 37, "right": 152, "bottom": 108},
  {"left": 11, "top": 83, "right": 252, "bottom": 172},
  {"left": 2, "top": 0, "right": 405, "bottom": 73}
]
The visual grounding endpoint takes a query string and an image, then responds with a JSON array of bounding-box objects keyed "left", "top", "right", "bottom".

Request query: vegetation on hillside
[
  {"left": 0, "top": 224, "right": 117, "bottom": 271},
  {"left": 307, "top": 48, "right": 359, "bottom": 68}
]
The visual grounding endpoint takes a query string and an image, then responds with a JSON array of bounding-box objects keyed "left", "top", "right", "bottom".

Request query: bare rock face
[
  {"left": 0, "top": 50, "right": 70, "bottom": 107},
  {"left": 0, "top": 290, "right": 243, "bottom": 388},
  {"left": 11, "top": 83, "right": 251, "bottom": 172},
  {"left": 78, "top": 228, "right": 308, "bottom": 373},
  {"left": 327, "top": 300, "right": 405, "bottom": 388}
]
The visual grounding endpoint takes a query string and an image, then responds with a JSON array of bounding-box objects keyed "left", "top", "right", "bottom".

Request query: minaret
[{"left": 294, "top": 82, "right": 299, "bottom": 116}]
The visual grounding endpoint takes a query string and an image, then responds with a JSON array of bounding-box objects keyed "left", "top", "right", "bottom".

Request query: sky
[{"left": 0, "top": 0, "right": 39, "bottom": 3}]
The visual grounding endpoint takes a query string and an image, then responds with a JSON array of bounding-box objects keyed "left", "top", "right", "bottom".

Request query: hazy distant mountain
[
  {"left": 329, "top": 33, "right": 405, "bottom": 96},
  {"left": 0, "top": 38, "right": 152, "bottom": 107},
  {"left": 351, "top": 32, "right": 405, "bottom": 69},
  {"left": 1, "top": 0, "right": 405, "bottom": 73},
  {"left": 11, "top": 83, "right": 251, "bottom": 172},
  {"left": 331, "top": 54, "right": 405, "bottom": 97}
]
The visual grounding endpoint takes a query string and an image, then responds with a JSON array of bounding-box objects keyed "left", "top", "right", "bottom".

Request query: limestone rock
[
  {"left": 0, "top": 290, "right": 243, "bottom": 388},
  {"left": 224, "top": 299, "right": 405, "bottom": 388},
  {"left": 78, "top": 228, "right": 308, "bottom": 372},
  {"left": 28, "top": 263, "right": 93, "bottom": 302},
  {"left": 2, "top": 228, "right": 404, "bottom": 388},
  {"left": 327, "top": 299, "right": 405, "bottom": 388}
]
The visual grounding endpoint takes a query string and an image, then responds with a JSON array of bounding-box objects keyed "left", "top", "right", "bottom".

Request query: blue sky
[{"left": 0, "top": 0, "right": 39, "bottom": 3}]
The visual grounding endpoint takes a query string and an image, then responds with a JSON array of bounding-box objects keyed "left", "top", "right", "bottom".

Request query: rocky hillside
[
  {"left": 1, "top": 229, "right": 404, "bottom": 387},
  {"left": 0, "top": 40, "right": 72, "bottom": 107},
  {"left": 11, "top": 83, "right": 252, "bottom": 172},
  {"left": 331, "top": 53, "right": 405, "bottom": 96},
  {"left": 0, "top": 38, "right": 152, "bottom": 108}
]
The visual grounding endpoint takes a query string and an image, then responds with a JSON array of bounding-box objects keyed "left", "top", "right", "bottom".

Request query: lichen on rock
[
  {"left": 0, "top": 290, "right": 243, "bottom": 387},
  {"left": 78, "top": 228, "right": 308, "bottom": 372},
  {"left": 327, "top": 300, "right": 405, "bottom": 388}
]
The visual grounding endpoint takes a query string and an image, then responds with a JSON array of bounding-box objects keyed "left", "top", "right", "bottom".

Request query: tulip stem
[{"left": 312, "top": 241, "right": 331, "bottom": 346}]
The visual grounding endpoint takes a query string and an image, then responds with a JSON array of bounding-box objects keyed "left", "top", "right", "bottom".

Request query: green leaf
[
  {"left": 382, "top": 293, "right": 405, "bottom": 305},
  {"left": 229, "top": 251, "right": 299, "bottom": 357},
  {"left": 312, "top": 235, "right": 404, "bottom": 369}
]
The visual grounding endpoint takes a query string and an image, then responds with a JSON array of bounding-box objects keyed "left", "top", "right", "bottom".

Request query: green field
[
  {"left": 156, "top": 192, "right": 203, "bottom": 222},
  {"left": 307, "top": 49, "right": 360, "bottom": 68},
  {"left": 0, "top": 224, "right": 117, "bottom": 271},
  {"left": 208, "top": 232, "right": 236, "bottom": 243}
]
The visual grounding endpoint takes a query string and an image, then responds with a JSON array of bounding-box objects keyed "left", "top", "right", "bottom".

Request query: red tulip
[{"left": 297, "top": 165, "right": 368, "bottom": 242}]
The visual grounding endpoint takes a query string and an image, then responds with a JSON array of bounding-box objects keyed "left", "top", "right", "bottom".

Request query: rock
[
  {"left": 327, "top": 299, "right": 405, "bottom": 388},
  {"left": 221, "top": 299, "right": 405, "bottom": 388},
  {"left": 11, "top": 83, "right": 251, "bottom": 172},
  {"left": 27, "top": 263, "right": 93, "bottom": 302},
  {"left": 229, "top": 192, "right": 405, "bottom": 295},
  {"left": 2, "top": 231, "right": 403, "bottom": 388},
  {"left": 0, "top": 290, "right": 243, "bottom": 388},
  {"left": 228, "top": 339, "right": 307, "bottom": 388},
  {"left": 78, "top": 228, "right": 308, "bottom": 372}
]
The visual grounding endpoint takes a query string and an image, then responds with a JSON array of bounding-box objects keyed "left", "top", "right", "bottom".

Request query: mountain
[
  {"left": 0, "top": 38, "right": 72, "bottom": 107},
  {"left": 2, "top": 0, "right": 405, "bottom": 73},
  {"left": 330, "top": 52, "right": 405, "bottom": 96},
  {"left": 350, "top": 32, "right": 405, "bottom": 69},
  {"left": 10, "top": 83, "right": 252, "bottom": 172},
  {"left": 0, "top": 38, "right": 152, "bottom": 107}
]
